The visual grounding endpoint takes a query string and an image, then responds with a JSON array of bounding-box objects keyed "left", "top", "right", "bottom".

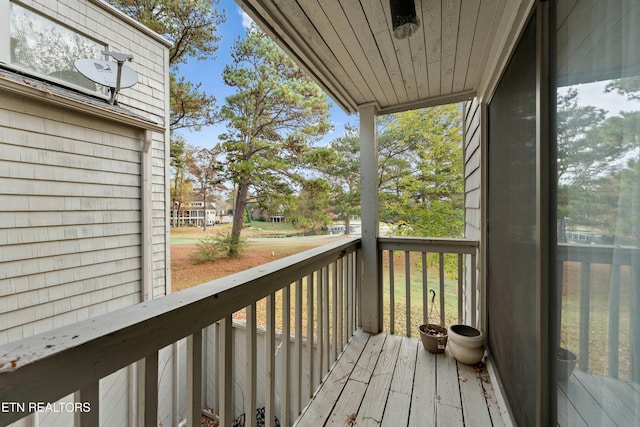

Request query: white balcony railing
[
  {"left": 0, "top": 237, "right": 361, "bottom": 427},
  {"left": 378, "top": 237, "right": 479, "bottom": 335},
  {"left": 0, "top": 235, "right": 484, "bottom": 426},
  {"left": 557, "top": 243, "right": 640, "bottom": 382}
]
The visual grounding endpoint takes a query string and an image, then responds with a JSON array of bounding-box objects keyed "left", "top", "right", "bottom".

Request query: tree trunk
[
  {"left": 230, "top": 178, "right": 250, "bottom": 256},
  {"left": 344, "top": 215, "right": 351, "bottom": 235}
]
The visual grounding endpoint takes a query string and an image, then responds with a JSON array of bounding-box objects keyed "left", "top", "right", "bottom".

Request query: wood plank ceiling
[{"left": 236, "top": 0, "right": 507, "bottom": 115}]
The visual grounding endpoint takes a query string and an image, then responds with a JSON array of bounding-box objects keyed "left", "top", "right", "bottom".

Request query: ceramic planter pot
[
  {"left": 556, "top": 347, "right": 578, "bottom": 382},
  {"left": 418, "top": 324, "right": 448, "bottom": 353},
  {"left": 447, "top": 324, "right": 484, "bottom": 365}
]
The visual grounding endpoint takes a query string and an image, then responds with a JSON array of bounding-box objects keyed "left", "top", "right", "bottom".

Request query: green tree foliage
[
  {"left": 308, "top": 126, "right": 361, "bottom": 234},
  {"left": 169, "top": 135, "right": 193, "bottom": 226},
  {"left": 310, "top": 105, "right": 464, "bottom": 239},
  {"left": 191, "top": 233, "right": 247, "bottom": 263},
  {"left": 605, "top": 76, "right": 640, "bottom": 101},
  {"left": 381, "top": 106, "right": 464, "bottom": 238},
  {"left": 557, "top": 88, "right": 640, "bottom": 238},
  {"left": 107, "top": 0, "right": 225, "bottom": 131},
  {"left": 287, "top": 179, "right": 333, "bottom": 230},
  {"left": 187, "top": 146, "right": 223, "bottom": 231},
  {"left": 219, "top": 26, "right": 330, "bottom": 254}
]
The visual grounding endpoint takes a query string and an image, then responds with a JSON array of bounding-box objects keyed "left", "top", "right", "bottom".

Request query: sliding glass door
[
  {"left": 554, "top": 0, "right": 640, "bottom": 425},
  {"left": 487, "top": 14, "right": 538, "bottom": 427}
]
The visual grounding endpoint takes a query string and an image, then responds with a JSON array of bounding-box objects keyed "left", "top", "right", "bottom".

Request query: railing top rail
[
  {"left": 557, "top": 243, "right": 640, "bottom": 265},
  {"left": 0, "top": 237, "right": 361, "bottom": 420},
  {"left": 378, "top": 236, "right": 479, "bottom": 254}
]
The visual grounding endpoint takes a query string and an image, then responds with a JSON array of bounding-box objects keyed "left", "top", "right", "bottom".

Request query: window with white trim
[{"left": 1, "top": 1, "right": 108, "bottom": 95}]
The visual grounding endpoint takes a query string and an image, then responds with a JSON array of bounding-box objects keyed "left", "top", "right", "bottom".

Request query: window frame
[{"left": 0, "top": 0, "right": 111, "bottom": 99}]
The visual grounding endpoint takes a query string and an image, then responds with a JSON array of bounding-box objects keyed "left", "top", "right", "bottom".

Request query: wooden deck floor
[
  {"left": 558, "top": 370, "right": 640, "bottom": 426},
  {"left": 294, "top": 330, "right": 506, "bottom": 426}
]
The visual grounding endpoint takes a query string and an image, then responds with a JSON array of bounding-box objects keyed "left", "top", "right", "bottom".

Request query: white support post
[{"left": 359, "top": 102, "right": 381, "bottom": 333}]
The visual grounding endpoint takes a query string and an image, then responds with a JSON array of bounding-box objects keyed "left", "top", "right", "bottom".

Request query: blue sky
[{"left": 175, "top": 0, "right": 353, "bottom": 149}]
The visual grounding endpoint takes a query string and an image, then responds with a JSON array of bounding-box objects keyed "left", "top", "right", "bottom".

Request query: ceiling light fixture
[{"left": 390, "top": 0, "right": 420, "bottom": 39}]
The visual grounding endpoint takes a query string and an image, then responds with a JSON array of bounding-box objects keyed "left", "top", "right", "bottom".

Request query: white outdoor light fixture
[{"left": 390, "top": 0, "right": 420, "bottom": 39}]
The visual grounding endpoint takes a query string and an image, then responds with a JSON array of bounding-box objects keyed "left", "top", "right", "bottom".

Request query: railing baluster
[
  {"left": 324, "top": 265, "right": 330, "bottom": 373},
  {"left": 608, "top": 263, "right": 621, "bottom": 378},
  {"left": 138, "top": 352, "right": 158, "bottom": 427},
  {"left": 307, "top": 273, "right": 314, "bottom": 398},
  {"left": 357, "top": 249, "right": 362, "bottom": 331},
  {"left": 317, "top": 269, "right": 324, "bottom": 380},
  {"left": 405, "top": 250, "right": 411, "bottom": 337},
  {"left": 332, "top": 261, "right": 339, "bottom": 363},
  {"left": 631, "top": 256, "right": 640, "bottom": 382},
  {"left": 282, "top": 285, "right": 291, "bottom": 426},
  {"left": 187, "top": 331, "right": 203, "bottom": 427},
  {"left": 389, "top": 250, "right": 395, "bottom": 334},
  {"left": 422, "top": 252, "right": 428, "bottom": 325},
  {"left": 337, "top": 258, "right": 344, "bottom": 351},
  {"left": 458, "top": 253, "right": 463, "bottom": 324},
  {"left": 579, "top": 262, "right": 591, "bottom": 371},
  {"left": 350, "top": 251, "right": 356, "bottom": 336},
  {"left": 266, "top": 294, "right": 276, "bottom": 427},
  {"left": 219, "top": 316, "right": 233, "bottom": 427},
  {"left": 294, "top": 279, "right": 303, "bottom": 417},
  {"left": 76, "top": 382, "right": 99, "bottom": 426},
  {"left": 246, "top": 304, "right": 257, "bottom": 427},
  {"left": 439, "top": 253, "right": 445, "bottom": 326},
  {"left": 471, "top": 251, "right": 477, "bottom": 327},
  {"left": 342, "top": 255, "right": 351, "bottom": 346}
]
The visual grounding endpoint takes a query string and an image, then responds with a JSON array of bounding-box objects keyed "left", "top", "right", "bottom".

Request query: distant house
[
  {"left": 0, "top": 0, "right": 172, "bottom": 424},
  {"left": 171, "top": 200, "right": 219, "bottom": 227}
]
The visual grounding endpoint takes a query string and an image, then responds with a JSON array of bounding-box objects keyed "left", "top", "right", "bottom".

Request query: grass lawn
[{"left": 170, "top": 227, "right": 632, "bottom": 380}]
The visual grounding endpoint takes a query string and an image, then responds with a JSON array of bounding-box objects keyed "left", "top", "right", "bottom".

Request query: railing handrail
[
  {"left": 557, "top": 243, "right": 640, "bottom": 265},
  {"left": 0, "top": 237, "right": 361, "bottom": 424},
  {"left": 378, "top": 236, "right": 479, "bottom": 254}
]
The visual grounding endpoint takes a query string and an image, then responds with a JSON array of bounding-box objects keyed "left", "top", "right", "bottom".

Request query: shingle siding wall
[
  {"left": 0, "top": 91, "right": 144, "bottom": 345},
  {"left": 0, "top": 0, "right": 170, "bottom": 340},
  {"left": 464, "top": 98, "right": 481, "bottom": 239},
  {"left": 463, "top": 98, "right": 482, "bottom": 326}
]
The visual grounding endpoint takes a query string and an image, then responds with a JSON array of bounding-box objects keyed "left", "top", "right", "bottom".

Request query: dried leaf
[
  {"left": 459, "top": 375, "right": 468, "bottom": 382},
  {"left": 347, "top": 413, "right": 357, "bottom": 426}
]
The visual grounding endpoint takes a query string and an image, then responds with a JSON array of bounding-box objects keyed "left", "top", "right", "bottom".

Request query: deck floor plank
[
  {"left": 558, "top": 374, "right": 617, "bottom": 427},
  {"left": 351, "top": 332, "right": 387, "bottom": 383},
  {"left": 436, "top": 351, "right": 464, "bottom": 426},
  {"left": 567, "top": 371, "right": 640, "bottom": 427},
  {"left": 294, "top": 329, "right": 370, "bottom": 426},
  {"left": 357, "top": 334, "right": 402, "bottom": 426},
  {"left": 557, "top": 382, "right": 589, "bottom": 427},
  {"left": 325, "top": 379, "right": 367, "bottom": 425},
  {"left": 409, "top": 341, "right": 437, "bottom": 426},
  {"left": 381, "top": 337, "right": 418, "bottom": 425},
  {"left": 457, "top": 362, "right": 493, "bottom": 427}
]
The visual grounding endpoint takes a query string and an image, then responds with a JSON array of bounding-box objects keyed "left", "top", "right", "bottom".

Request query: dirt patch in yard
[{"left": 171, "top": 236, "right": 345, "bottom": 292}]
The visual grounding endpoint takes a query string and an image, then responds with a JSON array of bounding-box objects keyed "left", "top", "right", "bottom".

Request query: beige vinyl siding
[
  {"left": 4, "top": 0, "right": 171, "bottom": 304},
  {"left": 464, "top": 98, "right": 481, "bottom": 239},
  {"left": 463, "top": 98, "right": 482, "bottom": 326},
  {"left": 15, "top": 0, "right": 168, "bottom": 124},
  {"left": 0, "top": 91, "right": 143, "bottom": 345}
]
